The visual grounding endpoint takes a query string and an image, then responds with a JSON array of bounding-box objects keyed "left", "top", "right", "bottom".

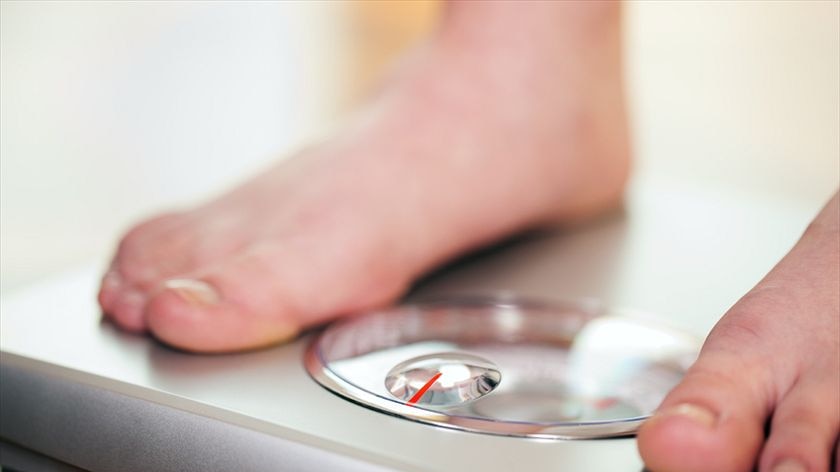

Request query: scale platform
[{"left": 0, "top": 177, "right": 814, "bottom": 471}]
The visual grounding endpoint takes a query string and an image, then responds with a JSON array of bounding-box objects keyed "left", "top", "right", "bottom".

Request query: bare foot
[
  {"left": 98, "top": 2, "right": 629, "bottom": 352},
  {"left": 638, "top": 193, "right": 839, "bottom": 472}
]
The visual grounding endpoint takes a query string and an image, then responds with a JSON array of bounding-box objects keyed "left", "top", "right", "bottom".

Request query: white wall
[
  {"left": 1, "top": 1, "right": 838, "bottom": 293},
  {"left": 1, "top": 1, "right": 345, "bottom": 292}
]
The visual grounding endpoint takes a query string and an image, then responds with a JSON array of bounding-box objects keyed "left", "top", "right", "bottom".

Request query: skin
[
  {"left": 637, "top": 193, "right": 839, "bottom": 472},
  {"left": 98, "top": 2, "right": 839, "bottom": 471}
]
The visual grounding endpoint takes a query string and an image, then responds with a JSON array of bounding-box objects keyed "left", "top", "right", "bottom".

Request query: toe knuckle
[
  {"left": 117, "top": 224, "right": 153, "bottom": 260},
  {"left": 702, "top": 315, "right": 775, "bottom": 371},
  {"left": 118, "top": 212, "right": 185, "bottom": 254},
  {"left": 685, "top": 357, "right": 752, "bottom": 388},
  {"left": 113, "top": 243, "right": 146, "bottom": 278},
  {"left": 705, "top": 291, "right": 792, "bottom": 355},
  {"left": 678, "top": 353, "right": 777, "bottom": 411},
  {"left": 116, "top": 215, "right": 190, "bottom": 281}
]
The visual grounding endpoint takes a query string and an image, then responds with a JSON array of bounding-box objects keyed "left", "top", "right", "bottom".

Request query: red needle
[{"left": 407, "top": 372, "right": 442, "bottom": 404}]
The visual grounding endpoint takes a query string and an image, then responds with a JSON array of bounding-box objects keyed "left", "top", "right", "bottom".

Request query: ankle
[{"left": 439, "top": 1, "right": 622, "bottom": 53}]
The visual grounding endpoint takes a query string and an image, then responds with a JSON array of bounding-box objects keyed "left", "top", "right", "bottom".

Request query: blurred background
[{"left": 1, "top": 0, "right": 838, "bottom": 294}]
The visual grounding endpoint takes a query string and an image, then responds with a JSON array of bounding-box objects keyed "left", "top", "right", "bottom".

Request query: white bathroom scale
[{"left": 0, "top": 176, "right": 817, "bottom": 471}]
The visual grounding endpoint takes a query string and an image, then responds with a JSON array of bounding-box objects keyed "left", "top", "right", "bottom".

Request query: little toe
[
  {"left": 637, "top": 350, "right": 773, "bottom": 472},
  {"left": 759, "top": 374, "right": 839, "bottom": 472}
]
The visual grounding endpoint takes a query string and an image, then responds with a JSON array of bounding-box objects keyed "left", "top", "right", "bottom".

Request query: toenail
[
  {"left": 99, "top": 271, "right": 123, "bottom": 307},
  {"left": 771, "top": 459, "right": 807, "bottom": 472},
  {"left": 653, "top": 403, "right": 717, "bottom": 428},
  {"left": 164, "top": 279, "right": 220, "bottom": 306},
  {"left": 101, "top": 271, "right": 122, "bottom": 289}
]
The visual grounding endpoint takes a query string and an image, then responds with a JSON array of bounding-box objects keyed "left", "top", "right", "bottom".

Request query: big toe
[
  {"left": 637, "top": 318, "right": 778, "bottom": 472},
  {"left": 146, "top": 277, "right": 299, "bottom": 353},
  {"left": 145, "top": 241, "right": 407, "bottom": 353}
]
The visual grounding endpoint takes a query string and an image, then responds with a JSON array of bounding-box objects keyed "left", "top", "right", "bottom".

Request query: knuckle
[
  {"left": 676, "top": 352, "right": 777, "bottom": 414},
  {"left": 703, "top": 310, "right": 772, "bottom": 361},
  {"left": 706, "top": 286, "right": 800, "bottom": 354},
  {"left": 116, "top": 231, "right": 142, "bottom": 258},
  {"left": 117, "top": 212, "right": 185, "bottom": 256},
  {"left": 685, "top": 355, "right": 755, "bottom": 388}
]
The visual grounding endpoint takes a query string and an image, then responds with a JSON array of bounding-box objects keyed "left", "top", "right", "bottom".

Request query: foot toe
[
  {"left": 145, "top": 240, "right": 406, "bottom": 352},
  {"left": 758, "top": 374, "right": 839, "bottom": 472},
  {"left": 145, "top": 278, "right": 299, "bottom": 353},
  {"left": 637, "top": 351, "right": 771, "bottom": 472},
  {"left": 145, "top": 244, "right": 308, "bottom": 352},
  {"left": 107, "top": 287, "right": 148, "bottom": 333},
  {"left": 98, "top": 270, "right": 123, "bottom": 315}
]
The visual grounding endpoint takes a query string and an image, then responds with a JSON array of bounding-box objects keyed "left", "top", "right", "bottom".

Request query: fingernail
[
  {"left": 772, "top": 459, "right": 807, "bottom": 472},
  {"left": 164, "top": 279, "right": 220, "bottom": 306},
  {"left": 655, "top": 403, "right": 717, "bottom": 428}
]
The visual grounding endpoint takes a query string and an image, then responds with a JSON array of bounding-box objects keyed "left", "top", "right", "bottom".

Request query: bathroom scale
[
  {"left": 305, "top": 295, "right": 698, "bottom": 440},
  {"left": 0, "top": 177, "right": 816, "bottom": 471}
]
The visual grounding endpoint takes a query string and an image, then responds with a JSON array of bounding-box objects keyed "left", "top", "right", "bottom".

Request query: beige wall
[{"left": 626, "top": 1, "right": 839, "bottom": 200}]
